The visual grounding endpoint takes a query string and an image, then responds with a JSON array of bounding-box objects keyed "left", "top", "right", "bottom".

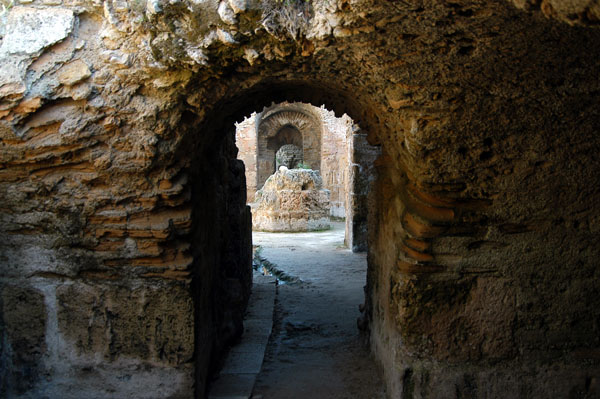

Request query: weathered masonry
[
  {"left": 1, "top": 1, "right": 599, "bottom": 398},
  {"left": 235, "top": 101, "right": 376, "bottom": 250},
  {"left": 251, "top": 167, "right": 332, "bottom": 232}
]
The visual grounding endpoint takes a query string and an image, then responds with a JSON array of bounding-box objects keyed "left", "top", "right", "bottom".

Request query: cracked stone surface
[
  {"left": 252, "top": 167, "right": 331, "bottom": 232},
  {"left": 0, "top": 0, "right": 599, "bottom": 397}
]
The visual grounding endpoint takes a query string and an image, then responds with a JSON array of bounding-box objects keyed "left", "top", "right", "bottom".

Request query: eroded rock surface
[
  {"left": 252, "top": 167, "right": 331, "bottom": 232},
  {"left": 0, "top": 0, "right": 599, "bottom": 397}
]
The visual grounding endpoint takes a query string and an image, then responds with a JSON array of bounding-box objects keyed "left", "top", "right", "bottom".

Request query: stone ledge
[{"left": 208, "top": 272, "right": 276, "bottom": 399}]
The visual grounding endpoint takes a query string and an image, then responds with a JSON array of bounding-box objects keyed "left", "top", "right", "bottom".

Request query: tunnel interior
[
  {"left": 0, "top": 1, "right": 599, "bottom": 398},
  {"left": 180, "top": 82, "right": 378, "bottom": 395}
]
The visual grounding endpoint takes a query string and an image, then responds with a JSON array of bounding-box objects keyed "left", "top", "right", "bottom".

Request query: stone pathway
[
  {"left": 209, "top": 222, "right": 385, "bottom": 399},
  {"left": 252, "top": 223, "right": 385, "bottom": 399}
]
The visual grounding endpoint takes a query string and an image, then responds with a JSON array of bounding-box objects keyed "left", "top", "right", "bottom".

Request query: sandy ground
[{"left": 252, "top": 222, "right": 386, "bottom": 399}]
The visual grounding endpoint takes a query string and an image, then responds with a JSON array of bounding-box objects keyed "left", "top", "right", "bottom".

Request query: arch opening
[
  {"left": 180, "top": 82, "right": 381, "bottom": 396},
  {"left": 226, "top": 98, "right": 381, "bottom": 397},
  {"left": 233, "top": 100, "right": 378, "bottom": 249}
]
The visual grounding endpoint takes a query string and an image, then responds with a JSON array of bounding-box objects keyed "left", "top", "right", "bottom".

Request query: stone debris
[
  {"left": 252, "top": 167, "right": 331, "bottom": 232},
  {"left": 218, "top": 1, "right": 237, "bottom": 25},
  {"left": 275, "top": 143, "right": 303, "bottom": 170},
  {"left": 228, "top": 0, "right": 247, "bottom": 14}
]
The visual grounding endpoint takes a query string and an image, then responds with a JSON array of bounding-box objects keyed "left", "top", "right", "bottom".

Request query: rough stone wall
[
  {"left": 275, "top": 143, "right": 303, "bottom": 169},
  {"left": 189, "top": 129, "right": 253, "bottom": 392},
  {"left": 0, "top": 2, "right": 252, "bottom": 397},
  {"left": 320, "top": 107, "right": 352, "bottom": 219},
  {"left": 345, "top": 125, "right": 379, "bottom": 252},
  {"left": 362, "top": 3, "right": 600, "bottom": 395},
  {"left": 235, "top": 116, "right": 258, "bottom": 201},
  {"left": 510, "top": 0, "right": 600, "bottom": 26},
  {"left": 0, "top": 0, "right": 599, "bottom": 398},
  {"left": 251, "top": 167, "right": 331, "bottom": 232}
]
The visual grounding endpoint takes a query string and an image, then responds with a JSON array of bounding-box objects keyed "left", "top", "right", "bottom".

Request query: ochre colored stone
[
  {"left": 159, "top": 179, "right": 173, "bottom": 190},
  {"left": 402, "top": 211, "right": 447, "bottom": 239},
  {"left": 404, "top": 237, "right": 431, "bottom": 252},
  {"left": 252, "top": 167, "right": 331, "bottom": 232},
  {"left": 403, "top": 188, "right": 455, "bottom": 223},
  {"left": 0, "top": 0, "right": 599, "bottom": 397},
  {"left": 401, "top": 243, "right": 434, "bottom": 262},
  {"left": 396, "top": 260, "right": 444, "bottom": 274},
  {"left": 57, "top": 60, "right": 92, "bottom": 86}
]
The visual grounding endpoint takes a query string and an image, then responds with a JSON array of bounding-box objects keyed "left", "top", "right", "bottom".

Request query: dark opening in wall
[{"left": 169, "top": 80, "right": 382, "bottom": 397}]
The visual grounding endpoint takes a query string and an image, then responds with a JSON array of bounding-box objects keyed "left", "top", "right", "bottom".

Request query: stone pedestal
[{"left": 251, "top": 167, "right": 331, "bottom": 232}]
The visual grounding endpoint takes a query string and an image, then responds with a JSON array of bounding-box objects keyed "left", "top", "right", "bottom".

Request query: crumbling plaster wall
[{"left": 0, "top": 0, "right": 599, "bottom": 398}]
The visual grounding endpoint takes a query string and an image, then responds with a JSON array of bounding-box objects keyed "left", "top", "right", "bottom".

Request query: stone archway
[
  {"left": 257, "top": 104, "right": 322, "bottom": 190},
  {"left": 180, "top": 81, "right": 381, "bottom": 396},
  {"left": 1, "top": 2, "right": 600, "bottom": 399}
]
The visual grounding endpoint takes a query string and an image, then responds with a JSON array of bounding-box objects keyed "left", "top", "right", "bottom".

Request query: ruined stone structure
[
  {"left": 236, "top": 103, "right": 324, "bottom": 203},
  {"left": 252, "top": 167, "right": 331, "bottom": 232},
  {"left": 1, "top": 0, "right": 599, "bottom": 398},
  {"left": 236, "top": 102, "right": 375, "bottom": 250}
]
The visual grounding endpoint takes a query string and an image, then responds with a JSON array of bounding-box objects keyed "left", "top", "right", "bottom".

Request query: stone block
[
  {"left": 0, "top": 284, "right": 46, "bottom": 395},
  {"left": 218, "top": 1, "right": 237, "bottom": 24},
  {"left": 0, "top": 7, "right": 74, "bottom": 56},
  {"left": 401, "top": 211, "right": 447, "bottom": 239},
  {"left": 56, "top": 282, "right": 194, "bottom": 366},
  {"left": 57, "top": 60, "right": 91, "bottom": 86}
]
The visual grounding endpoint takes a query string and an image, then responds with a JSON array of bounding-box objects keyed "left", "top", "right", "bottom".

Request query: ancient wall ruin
[
  {"left": 235, "top": 103, "right": 354, "bottom": 218},
  {"left": 256, "top": 104, "right": 323, "bottom": 200},
  {"left": 0, "top": 0, "right": 599, "bottom": 398},
  {"left": 235, "top": 102, "right": 374, "bottom": 250}
]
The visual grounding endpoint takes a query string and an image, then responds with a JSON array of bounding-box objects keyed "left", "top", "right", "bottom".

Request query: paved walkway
[{"left": 209, "top": 222, "right": 385, "bottom": 399}]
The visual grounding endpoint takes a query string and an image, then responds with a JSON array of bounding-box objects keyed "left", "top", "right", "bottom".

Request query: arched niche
[
  {"left": 256, "top": 104, "right": 322, "bottom": 188},
  {"left": 275, "top": 144, "right": 303, "bottom": 169},
  {"left": 267, "top": 124, "right": 303, "bottom": 151}
]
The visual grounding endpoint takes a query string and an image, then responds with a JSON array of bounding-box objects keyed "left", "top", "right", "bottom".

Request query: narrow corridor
[{"left": 251, "top": 223, "right": 385, "bottom": 399}]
